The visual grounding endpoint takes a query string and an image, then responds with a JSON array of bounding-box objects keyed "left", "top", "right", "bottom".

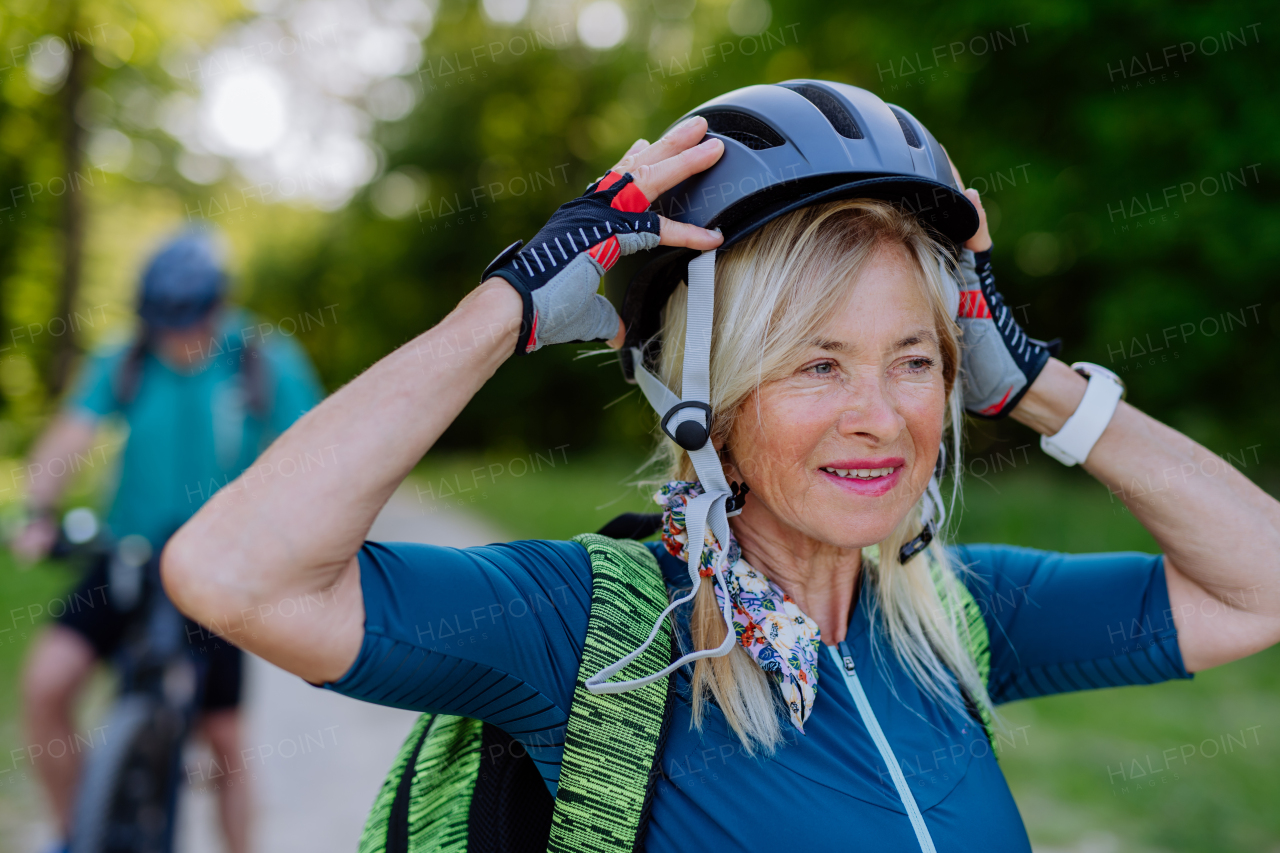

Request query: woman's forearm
[
  {"left": 1011, "top": 358, "right": 1280, "bottom": 666},
  {"left": 164, "top": 280, "right": 522, "bottom": 637}
]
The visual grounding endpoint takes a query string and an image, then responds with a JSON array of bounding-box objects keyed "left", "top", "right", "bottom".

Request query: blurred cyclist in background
[{"left": 12, "top": 229, "right": 325, "bottom": 853}]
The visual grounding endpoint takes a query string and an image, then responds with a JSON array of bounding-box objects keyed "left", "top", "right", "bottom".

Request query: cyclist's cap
[{"left": 137, "top": 229, "right": 228, "bottom": 329}]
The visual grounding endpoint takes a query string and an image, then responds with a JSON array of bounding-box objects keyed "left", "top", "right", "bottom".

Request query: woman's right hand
[{"left": 483, "top": 116, "right": 724, "bottom": 355}]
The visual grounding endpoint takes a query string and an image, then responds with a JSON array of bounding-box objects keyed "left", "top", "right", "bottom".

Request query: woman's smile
[{"left": 818, "top": 456, "right": 905, "bottom": 496}]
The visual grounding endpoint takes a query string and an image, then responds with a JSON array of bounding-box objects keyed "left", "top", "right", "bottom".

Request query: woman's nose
[{"left": 834, "top": 375, "right": 905, "bottom": 441}]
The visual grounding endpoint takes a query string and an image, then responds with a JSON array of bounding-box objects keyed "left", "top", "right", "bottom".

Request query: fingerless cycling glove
[
  {"left": 483, "top": 171, "right": 661, "bottom": 355},
  {"left": 957, "top": 248, "right": 1055, "bottom": 419}
]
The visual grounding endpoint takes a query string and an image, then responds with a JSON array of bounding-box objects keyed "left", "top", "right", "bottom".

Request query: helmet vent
[
  {"left": 889, "top": 106, "right": 924, "bottom": 149},
  {"left": 780, "top": 83, "right": 863, "bottom": 139},
  {"left": 701, "top": 111, "right": 785, "bottom": 150}
]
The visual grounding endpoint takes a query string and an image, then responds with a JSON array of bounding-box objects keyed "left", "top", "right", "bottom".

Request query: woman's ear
[{"left": 716, "top": 441, "right": 742, "bottom": 478}]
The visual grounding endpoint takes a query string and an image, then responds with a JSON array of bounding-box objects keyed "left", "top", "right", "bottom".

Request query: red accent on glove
[
  {"left": 595, "top": 170, "right": 651, "bottom": 214},
  {"left": 588, "top": 236, "right": 621, "bottom": 271},
  {"left": 525, "top": 308, "right": 539, "bottom": 354},
  {"left": 978, "top": 385, "right": 1013, "bottom": 416},
  {"left": 596, "top": 171, "right": 623, "bottom": 192},
  {"left": 958, "top": 290, "right": 992, "bottom": 319}
]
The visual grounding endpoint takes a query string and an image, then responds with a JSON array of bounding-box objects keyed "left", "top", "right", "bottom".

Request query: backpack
[
  {"left": 113, "top": 319, "right": 272, "bottom": 418},
  {"left": 358, "top": 526, "right": 992, "bottom": 853}
]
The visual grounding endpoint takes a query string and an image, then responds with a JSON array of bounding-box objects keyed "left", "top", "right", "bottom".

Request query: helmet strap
[{"left": 586, "top": 249, "right": 739, "bottom": 695}]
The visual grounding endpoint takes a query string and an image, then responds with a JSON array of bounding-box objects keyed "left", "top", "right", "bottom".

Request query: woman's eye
[
  {"left": 904, "top": 357, "right": 935, "bottom": 373},
  {"left": 806, "top": 362, "right": 834, "bottom": 375}
]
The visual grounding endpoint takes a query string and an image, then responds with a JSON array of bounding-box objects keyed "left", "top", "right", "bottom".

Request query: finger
[
  {"left": 606, "top": 317, "right": 625, "bottom": 349},
  {"left": 610, "top": 138, "right": 650, "bottom": 174},
  {"left": 939, "top": 143, "right": 963, "bottom": 188},
  {"left": 619, "top": 115, "right": 709, "bottom": 172},
  {"left": 963, "top": 188, "right": 992, "bottom": 252},
  {"left": 658, "top": 218, "right": 723, "bottom": 250},
  {"left": 631, "top": 137, "right": 724, "bottom": 202}
]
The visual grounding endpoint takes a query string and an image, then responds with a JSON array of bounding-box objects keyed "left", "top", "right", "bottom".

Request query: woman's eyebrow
[
  {"left": 809, "top": 328, "right": 938, "bottom": 353},
  {"left": 893, "top": 328, "right": 938, "bottom": 350}
]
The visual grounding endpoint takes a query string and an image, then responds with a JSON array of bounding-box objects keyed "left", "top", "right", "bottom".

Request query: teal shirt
[{"left": 65, "top": 309, "right": 324, "bottom": 547}]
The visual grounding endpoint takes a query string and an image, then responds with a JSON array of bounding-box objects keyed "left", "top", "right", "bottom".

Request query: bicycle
[{"left": 51, "top": 509, "right": 207, "bottom": 853}]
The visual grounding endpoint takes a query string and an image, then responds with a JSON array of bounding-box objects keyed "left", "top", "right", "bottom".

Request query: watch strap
[{"left": 1039, "top": 367, "right": 1124, "bottom": 466}]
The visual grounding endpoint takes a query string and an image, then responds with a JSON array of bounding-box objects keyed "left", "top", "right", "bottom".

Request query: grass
[
  {"left": 0, "top": 552, "right": 80, "bottom": 851},
  {"left": 0, "top": 557, "right": 79, "bottom": 725},
  {"left": 411, "top": 448, "right": 660, "bottom": 541},
  {"left": 419, "top": 450, "right": 1280, "bottom": 853}
]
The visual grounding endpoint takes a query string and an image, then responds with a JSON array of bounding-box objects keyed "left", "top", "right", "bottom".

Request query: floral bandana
[{"left": 655, "top": 481, "right": 822, "bottom": 732}]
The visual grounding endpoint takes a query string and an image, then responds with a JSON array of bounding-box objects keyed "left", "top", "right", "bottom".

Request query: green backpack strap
[
  {"left": 550, "top": 533, "right": 674, "bottom": 853},
  {"left": 954, "top": 583, "right": 996, "bottom": 752},
  {"left": 923, "top": 548, "right": 996, "bottom": 752},
  {"left": 358, "top": 713, "right": 483, "bottom": 853},
  {"left": 359, "top": 534, "right": 673, "bottom": 853}
]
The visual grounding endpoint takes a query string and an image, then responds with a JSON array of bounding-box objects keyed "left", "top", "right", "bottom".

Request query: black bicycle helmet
[{"left": 618, "top": 79, "right": 979, "bottom": 381}]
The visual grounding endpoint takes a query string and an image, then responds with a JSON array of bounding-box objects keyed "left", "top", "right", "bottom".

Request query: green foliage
[
  {"left": 2, "top": 1, "right": 1277, "bottom": 464},
  {"left": 0, "top": 0, "right": 247, "bottom": 454},
  {"left": 242, "top": 0, "right": 1279, "bottom": 465}
]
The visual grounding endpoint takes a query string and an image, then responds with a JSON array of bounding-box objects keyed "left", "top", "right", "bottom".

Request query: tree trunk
[{"left": 51, "top": 16, "right": 88, "bottom": 395}]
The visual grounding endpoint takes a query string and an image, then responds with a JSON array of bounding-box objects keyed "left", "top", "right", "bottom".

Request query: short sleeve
[
  {"left": 63, "top": 348, "right": 126, "bottom": 418},
  {"left": 262, "top": 338, "right": 324, "bottom": 435},
  {"left": 323, "top": 538, "right": 593, "bottom": 790},
  {"left": 951, "top": 543, "right": 1192, "bottom": 705}
]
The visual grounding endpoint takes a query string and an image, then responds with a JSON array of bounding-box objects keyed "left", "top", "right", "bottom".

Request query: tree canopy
[{"left": 1, "top": 0, "right": 1276, "bottom": 474}]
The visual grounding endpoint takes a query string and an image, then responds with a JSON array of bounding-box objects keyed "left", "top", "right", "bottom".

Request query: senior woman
[{"left": 164, "top": 82, "right": 1280, "bottom": 851}]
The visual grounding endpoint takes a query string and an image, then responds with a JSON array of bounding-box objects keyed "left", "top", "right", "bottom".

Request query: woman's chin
[{"left": 808, "top": 509, "right": 904, "bottom": 552}]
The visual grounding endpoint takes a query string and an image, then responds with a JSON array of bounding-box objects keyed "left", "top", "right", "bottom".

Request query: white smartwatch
[{"left": 1039, "top": 362, "right": 1126, "bottom": 467}]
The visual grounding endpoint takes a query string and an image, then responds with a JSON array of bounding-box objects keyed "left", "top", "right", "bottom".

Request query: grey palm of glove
[
  {"left": 956, "top": 248, "right": 1056, "bottom": 419},
  {"left": 482, "top": 170, "right": 661, "bottom": 356}
]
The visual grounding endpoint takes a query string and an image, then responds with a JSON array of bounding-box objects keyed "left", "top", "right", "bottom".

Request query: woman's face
[{"left": 727, "top": 243, "right": 946, "bottom": 550}]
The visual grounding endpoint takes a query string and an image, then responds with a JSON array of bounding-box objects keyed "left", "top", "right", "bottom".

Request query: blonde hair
[{"left": 648, "top": 199, "right": 992, "bottom": 754}]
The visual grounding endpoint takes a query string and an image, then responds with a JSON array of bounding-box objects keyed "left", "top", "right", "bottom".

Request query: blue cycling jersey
[
  {"left": 325, "top": 538, "right": 1190, "bottom": 852},
  {"left": 64, "top": 308, "right": 324, "bottom": 546}
]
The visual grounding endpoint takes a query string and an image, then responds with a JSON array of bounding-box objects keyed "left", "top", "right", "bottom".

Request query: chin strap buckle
[
  {"left": 660, "top": 401, "right": 712, "bottom": 451},
  {"left": 725, "top": 480, "right": 750, "bottom": 516}
]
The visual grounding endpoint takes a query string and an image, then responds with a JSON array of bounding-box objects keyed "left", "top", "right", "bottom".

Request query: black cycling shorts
[{"left": 54, "top": 559, "right": 243, "bottom": 712}]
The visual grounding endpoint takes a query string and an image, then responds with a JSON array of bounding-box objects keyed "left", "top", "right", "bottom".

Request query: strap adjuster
[
  {"left": 481, "top": 239, "right": 524, "bottom": 282},
  {"left": 660, "top": 401, "right": 712, "bottom": 451},
  {"left": 898, "top": 520, "right": 935, "bottom": 564}
]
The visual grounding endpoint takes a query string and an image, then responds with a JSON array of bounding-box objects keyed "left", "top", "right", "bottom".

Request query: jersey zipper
[{"left": 830, "top": 641, "right": 938, "bottom": 853}]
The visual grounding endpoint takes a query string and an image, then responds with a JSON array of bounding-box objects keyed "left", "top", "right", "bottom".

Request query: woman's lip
[
  {"left": 823, "top": 457, "right": 905, "bottom": 469},
  {"left": 818, "top": 464, "right": 904, "bottom": 497}
]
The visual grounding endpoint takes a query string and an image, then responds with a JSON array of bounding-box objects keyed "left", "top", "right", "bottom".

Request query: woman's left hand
[
  {"left": 948, "top": 160, "right": 992, "bottom": 253},
  {"left": 946, "top": 155, "right": 1053, "bottom": 418},
  {"left": 950, "top": 156, "right": 1280, "bottom": 674}
]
